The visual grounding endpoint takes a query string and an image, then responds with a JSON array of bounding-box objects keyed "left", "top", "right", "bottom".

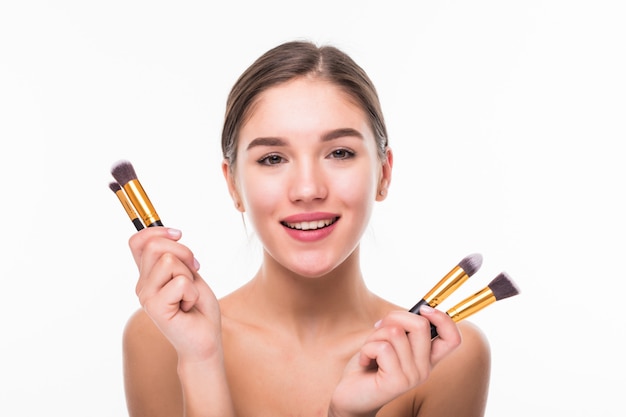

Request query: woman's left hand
[{"left": 329, "top": 306, "right": 461, "bottom": 417}]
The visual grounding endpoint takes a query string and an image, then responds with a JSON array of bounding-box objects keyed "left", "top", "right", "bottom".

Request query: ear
[
  {"left": 222, "top": 160, "right": 245, "bottom": 212},
  {"left": 376, "top": 147, "right": 393, "bottom": 202}
]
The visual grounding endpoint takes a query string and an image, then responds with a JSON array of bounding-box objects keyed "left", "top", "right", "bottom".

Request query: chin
[
  {"left": 290, "top": 264, "right": 335, "bottom": 279},
  {"left": 287, "top": 254, "right": 349, "bottom": 279}
]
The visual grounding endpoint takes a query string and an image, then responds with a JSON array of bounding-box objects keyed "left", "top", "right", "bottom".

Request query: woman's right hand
[{"left": 128, "top": 227, "right": 223, "bottom": 363}]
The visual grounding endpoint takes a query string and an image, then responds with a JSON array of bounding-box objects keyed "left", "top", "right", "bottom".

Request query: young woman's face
[{"left": 227, "top": 77, "right": 391, "bottom": 278}]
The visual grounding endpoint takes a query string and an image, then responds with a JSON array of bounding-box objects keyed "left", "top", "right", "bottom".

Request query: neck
[{"left": 243, "top": 247, "right": 379, "bottom": 342}]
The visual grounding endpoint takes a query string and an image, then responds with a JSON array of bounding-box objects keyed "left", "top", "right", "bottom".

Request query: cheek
[
  {"left": 334, "top": 168, "right": 378, "bottom": 205},
  {"left": 239, "top": 172, "right": 283, "bottom": 214}
]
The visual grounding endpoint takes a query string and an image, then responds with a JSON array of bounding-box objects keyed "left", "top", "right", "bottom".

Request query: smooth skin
[{"left": 123, "top": 77, "right": 491, "bottom": 417}]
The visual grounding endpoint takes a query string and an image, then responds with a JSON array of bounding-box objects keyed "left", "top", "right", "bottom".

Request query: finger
[
  {"left": 358, "top": 340, "right": 412, "bottom": 394},
  {"left": 136, "top": 240, "right": 199, "bottom": 296},
  {"left": 418, "top": 305, "right": 462, "bottom": 364},
  {"left": 143, "top": 273, "right": 200, "bottom": 319},
  {"left": 359, "top": 339, "right": 401, "bottom": 376},
  {"left": 137, "top": 252, "right": 195, "bottom": 306},
  {"left": 364, "top": 324, "right": 414, "bottom": 368},
  {"left": 373, "top": 312, "right": 433, "bottom": 377},
  {"left": 128, "top": 227, "right": 183, "bottom": 267},
  {"left": 187, "top": 273, "right": 221, "bottom": 319}
]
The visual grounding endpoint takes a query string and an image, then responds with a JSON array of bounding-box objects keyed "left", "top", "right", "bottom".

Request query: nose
[{"left": 287, "top": 159, "right": 328, "bottom": 203}]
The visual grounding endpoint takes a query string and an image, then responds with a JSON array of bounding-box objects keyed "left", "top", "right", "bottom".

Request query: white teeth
[{"left": 286, "top": 219, "right": 335, "bottom": 230}]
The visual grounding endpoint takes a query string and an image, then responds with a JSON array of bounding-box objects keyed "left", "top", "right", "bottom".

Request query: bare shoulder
[
  {"left": 450, "top": 320, "right": 491, "bottom": 365},
  {"left": 122, "top": 307, "right": 178, "bottom": 363},
  {"left": 445, "top": 321, "right": 491, "bottom": 389},
  {"left": 122, "top": 308, "right": 182, "bottom": 417},
  {"left": 418, "top": 321, "right": 491, "bottom": 416}
]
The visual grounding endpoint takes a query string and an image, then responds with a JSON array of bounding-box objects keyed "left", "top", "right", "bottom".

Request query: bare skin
[
  {"left": 122, "top": 77, "right": 491, "bottom": 417},
  {"left": 218, "top": 254, "right": 491, "bottom": 417},
  {"left": 124, "top": 291, "right": 490, "bottom": 417},
  {"left": 123, "top": 241, "right": 490, "bottom": 417}
]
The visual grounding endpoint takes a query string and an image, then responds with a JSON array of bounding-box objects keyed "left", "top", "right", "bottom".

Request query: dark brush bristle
[
  {"left": 488, "top": 272, "right": 520, "bottom": 301},
  {"left": 458, "top": 253, "right": 483, "bottom": 276},
  {"left": 110, "top": 159, "right": 138, "bottom": 186},
  {"left": 108, "top": 181, "right": 122, "bottom": 192}
]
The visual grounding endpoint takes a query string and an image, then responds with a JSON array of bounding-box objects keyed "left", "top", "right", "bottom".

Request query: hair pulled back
[{"left": 221, "top": 41, "right": 388, "bottom": 169}]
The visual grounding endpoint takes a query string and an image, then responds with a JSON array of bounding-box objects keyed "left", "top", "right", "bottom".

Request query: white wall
[{"left": 1, "top": 1, "right": 624, "bottom": 415}]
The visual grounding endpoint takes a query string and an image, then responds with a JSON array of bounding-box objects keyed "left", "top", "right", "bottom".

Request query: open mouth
[{"left": 281, "top": 217, "right": 339, "bottom": 231}]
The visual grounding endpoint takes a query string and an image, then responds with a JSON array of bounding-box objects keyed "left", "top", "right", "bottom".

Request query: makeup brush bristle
[
  {"left": 458, "top": 253, "right": 483, "bottom": 277},
  {"left": 488, "top": 272, "right": 520, "bottom": 301},
  {"left": 108, "top": 181, "right": 122, "bottom": 192},
  {"left": 111, "top": 159, "right": 138, "bottom": 186}
]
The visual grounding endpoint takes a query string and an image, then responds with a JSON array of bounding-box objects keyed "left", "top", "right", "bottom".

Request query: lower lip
[{"left": 282, "top": 221, "right": 338, "bottom": 242}]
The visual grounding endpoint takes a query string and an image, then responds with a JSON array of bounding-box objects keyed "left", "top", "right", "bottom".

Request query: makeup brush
[
  {"left": 110, "top": 160, "right": 164, "bottom": 227},
  {"left": 408, "top": 253, "right": 483, "bottom": 314},
  {"left": 446, "top": 271, "right": 520, "bottom": 322},
  {"left": 430, "top": 271, "right": 521, "bottom": 339},
  {"left": 108, "top": 181, "right": 144, "bottom": 231}
]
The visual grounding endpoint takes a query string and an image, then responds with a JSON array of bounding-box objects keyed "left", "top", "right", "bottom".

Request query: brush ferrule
[
  {"left": 114, "top": 190, "right": 141, "bottom": 222},
  {"left": 446, "top": 287, "right": 496, "bottom": 322},
  {"left": 422, "top": 265, "right": 470, "bottom": 308},
  {"left": 123, "top": 179, "right": 162, "bottom": 227}
]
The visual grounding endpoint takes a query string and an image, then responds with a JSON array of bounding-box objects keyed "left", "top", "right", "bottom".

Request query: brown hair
[{"left": 221, "top": 40, "right": 389, "bottom": 169}]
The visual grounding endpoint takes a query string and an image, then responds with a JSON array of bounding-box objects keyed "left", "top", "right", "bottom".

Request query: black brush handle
[
  {"left": 146, "top": 220, "right": 164, "bottom": 227},
  {"left": 430, "top": 325, "right": 439, "bottom": 339},
  {"left": 408, "top": 298, "right": 439, "bottom": 340},
  {"left": 408, "top": 298, "right": 428, "bottom": 314},
  {"left": 132, "top": 219, "right": 145, "bottom": 231}
]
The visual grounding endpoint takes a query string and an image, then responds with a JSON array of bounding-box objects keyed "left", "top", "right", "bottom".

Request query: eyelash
[
  {"left": 328, "top": 148, "right": 356, "bottom": 160},
  {"left": 256, "top": 148, "right": 356, "bottom": 166},
  {"left": 257, "top": 154, "right": 285, "bottom": 165}
]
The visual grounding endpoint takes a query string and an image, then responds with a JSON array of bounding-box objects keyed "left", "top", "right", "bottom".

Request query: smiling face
[{"left": 224, "top": 76, "right": 392, "bottom": 278}]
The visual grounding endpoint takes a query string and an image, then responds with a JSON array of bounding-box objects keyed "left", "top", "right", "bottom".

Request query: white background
[{"left": 1, "top": 1, "right": 625, "bottom": 415}]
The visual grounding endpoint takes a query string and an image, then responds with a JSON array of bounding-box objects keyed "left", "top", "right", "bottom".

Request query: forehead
[{"left": 240, "top": 77, "right": 370, "bottom": 139}]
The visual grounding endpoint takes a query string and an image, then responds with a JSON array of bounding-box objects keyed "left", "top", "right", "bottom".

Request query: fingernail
[
  {"left": 167, "top": 228, "right": 182, "bottom": 238},
  {"left": 374, "top": 319, "right": 382, "bottom": 328},
  {"left": 419, "top": 305, "right": 435, "bottom": 314},
  {"left": 193, "top": 257, "right": 201, "bottom": 270}
]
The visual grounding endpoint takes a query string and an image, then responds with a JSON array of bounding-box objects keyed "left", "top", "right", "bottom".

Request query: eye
[
  {"left": 328, "top": 148, "right": 356, "bottom": 160},
  {"left": 258, "top": 153, "right": 285, "bottom": 165}
]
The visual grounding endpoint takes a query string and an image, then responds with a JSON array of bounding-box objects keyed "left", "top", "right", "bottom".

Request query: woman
[{"left": 122, "top": 40, "right": 491, "bottom": 417}]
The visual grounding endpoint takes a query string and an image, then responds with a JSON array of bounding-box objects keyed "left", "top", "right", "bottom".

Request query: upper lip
[
  {"left": 280, "top": 212, "right": 340, "bottom": 230},
  {"left": 281, "top": 212, "right": 340, "bottom": 223}
]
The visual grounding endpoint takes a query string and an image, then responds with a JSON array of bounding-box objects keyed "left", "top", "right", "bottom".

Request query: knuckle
[
  {"left": 377, "top": 340, "right": 394, "bottom": 355},
  {"left": 171, "top": 274, "right": 189, "bottom": 289},
  {"left": 413, "top": 316, "right": 431, "bottom": 333},
  {"left": 159, "top": 252, "right": 179, "bottom": 267},
  {"left": 387, "top": 325, "right": 405, "bottom": 338},
  {"left": 143, "top": 237, "right": 161, "bottom": 254}
]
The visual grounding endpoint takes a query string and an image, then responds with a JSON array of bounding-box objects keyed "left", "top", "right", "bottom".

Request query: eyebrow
[
  {"left": 246, "top": 128, "right": 364, "bottom": 150},
  {"left": 322, "top": 128, "right": 364, "bottom": 142},
  {"left": 246, "top": 137, "right": 286, "bottom": 150}
]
